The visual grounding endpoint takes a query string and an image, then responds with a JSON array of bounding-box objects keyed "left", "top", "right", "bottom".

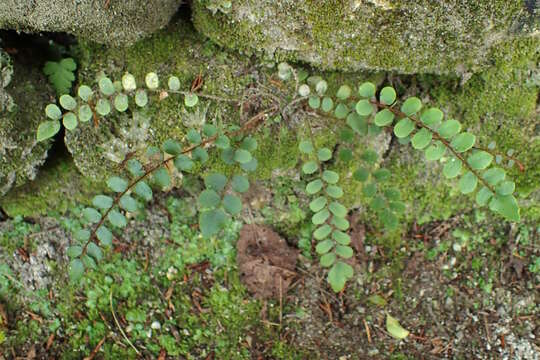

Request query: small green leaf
[
  {"left": 205, "top": 173, "right": 228, "bottom": 192},
  {"left": 92, "top": 195, "right": 113, "bottom": 209},
  {"left": 223, "top": 194, "right": 242, "bottom": 215},
  {"left": 320, "top": 253, "right": 336, "bottom": 268},
  {"left": 312, "top": 209, "right": 330, "bottom": 225},
  {"left": 314, "top": 225, "right": 332, "bottom": 240},
  {"left": 355, "top": 99, "right": 373, "bottom": 116},
  {"left": 67, "top": 246, "right": 83, "bottom": 258},
  {"left": 381, "top": 209, "right": 399, "bottom": 230},
  {"left": 69, "top": 259, "right": 85, "bottom": 282},
  {"left": 82, "top": 207, "right": 101, "bottom": 223},
  {"left": 81, "top": 255, "right": 97, "bottom": 270},
  {"left": 174, "top": 155, "right": 194, "bottom": 171},
  {"left": 424, "top": 141, "right": 446, "bottom": 161},
  {"left": 362, "top": 183, "right": 377, "bottom": 197},
  {"left": 199, "top": 189, "right": 221, "bottom": 209},
  {"left": 299, "top": 140, "right": 314, "bottom": 154},
  {"left": 99, "top": 77, "right": 115, "bottom": 96},
  {"left": 496, "top": 181, "right": 515, "bottom": 196},
  {"left": 107, "top": 177, "right": 128, "bottom": 192},
  {"left": 393, "top": 118, "right": 415, "bottom": 138},
  {"left": 302, "top": 161, "right": 319, "bottom": 174},
  {"left": 450, "top": 133, "right": 476, "bottom": 152},
  {"left": 45, "top": 104, "right": 62, "bottom": 120},
  {"left": 327, "top": 261, "right": 353, "bottom": 292},
  {"left": 114, "top": 94, "right": 129, "bottom": 112},
  {"left": 135, "top": 89, "right": 148, "bottom": 107},
  {"left": 386, "top": 314, "right": 409, "bottom": 339},
  {"left": 335, "top": 245, "right": 353, "bottom": 259},
  {"left": 339, "top": 148, "right": 353, "bottom": 162},
  {"left": 309, "top": 196, "right": 327, "bottom": 212},
  {"left": 379, "top": 86, "right": 396, "bottom": 105},
  {"left": 145, "top": 72, "right": 159, "bottom": 89},
  {"left": 483, "top": 167, "right": 506, "bottom": 185},
  {"left": 74, "top": 229, "right": 90, "bottom": 242},
  {"left": 475, "top": 187, "right": 493, "bottom": 206},
  {"left": 411, "top": 128, "right": 432, "bottom": 149},
  {"left": 306, "top": 179, "right": 323, "bottom": 194},
  {"left": 37, "top": 120, "right": 61, "bottom": 141},
  {"left": 161, "top": 139, "right": 182, "bottom": 156},
  {"left": 420, "top": 108, "right": 443, "bottom": 127},
  {"left": 168, "top": 76, "right": 180, "bottom": 91},
  {"left": 336, "top": 85, "right": 352, "bottom": 100},
  {"left": 322, "top": 170, "right": 339, "bottom": 184},
  {"left": 389, "top": 201, "right": 406, "bottom": 214},
  {"left": 86, "top": 243, "right": 103, "bottom": 262},
  {"left": 368, "top": 294, "right": 387, "bottom": 307},
  {"left": 326, "top": 185, "right": 344, "bottom": 199},
  {"left": 78, "top": 85, "right": 93, "bottom": 101},
  {"left": 321, "top": 97, "right": 334, "bottom": 112},
  {"left": 308, "top": 96, "right": 320, "bottom": 109},
  {"left": 332, "top": 230, "right": 351, "bottom": 245},
  {"left": 203, "top": 124, "right": 218, "bottom": 137},
  {"left": 122, "top": 73, "right": 137, "bottom": 91},
  {"left": 467, "top": 151, "right": 493, "bottom": 170},
  {"left": 361, "top": 150, "right": 378, "bottom": 164},
  {"left": 231, "top": 175, "right": 249, "bottom": 193},
  {"left": 96, "top": 226, "right": 113, "bottom": 247},
  {"left": 234, "top": 149, "right": 252, "bottom": 164},
  {"left": 358, "top": 82, "right": 376, "bottom": 98},
  {"left": 370, "top": 195, "right": 385, "bottom": 211},
  {"left": 186, "top": 129, "right": 201, "bottom": 144},
  {"left": 438, "top": 119, "right": 461, "bottom": 139},
  {"left": 489, "top": 194, "right": 520, "bottom": 221},
  {"left": 353, "top": 167, "right": 370, "bottom": 182},
  {"left": 199, "top": 209, "right": 227, "bottom": 238},
  {"left": 443, "top": 157, "right": 462, "bottom": 179},
  {"left": 96, "top": 99, "right": 111, "bottom": 116},
  {"left": 331, "top": 217, "right": 350, "bottom": 231},
  {"left": 184, "top": 93, "right": 199, "bottom": 107},
  {"left": 59, "top": 94, "right": 77, "bottom": 111},
  {"left": 334, "top": 103, "right": 349, "bottom": 119},
  {"left": 108, "top": 210, "right": 127, "bottom": 228},
  {"left": 298, "top": 84, "right": 310, "bottom": 96},
  {"left": 400, "top": 97, "right": 422, "bottom": 115},
  {"left": 134, "top": 181, "right": 152, "bottom": 201},
  {"left": 62, "top": 113, "right": 78, "bottom": 130},
  {"left": 316, "top": 239, "right": 334, "bottom": 254},
  {"left": 347, "top": 113, "right": 368, "bottom": 135},
  {"left": 384, "top": 188, "right": 401, "bottom": 201},
  {"left": 458, "top": 171, "right": 478, "bottom": 194},
  {"left": 78, "top": 105, "right": 92, "bottom": 122},
  {"left": 240, "top": 158, "right": 257, "bottom": 172},
  {"left": 373, "top": 168, "right": 391, "bottom": 182},
  {"left": 215, "top": 135, "right": 230, "bottom": 149},
  {"left": 328, "top": 201, "right": 347, "bottom": 218},
  {"left": 119, "top": 195, "right": 139, "bottom": 212},
  {"left": 374, "top": 109, "right": 395, "bottom": 127},
  {"left": 317, "top": 148, "right": 332, "bottom": 162}
]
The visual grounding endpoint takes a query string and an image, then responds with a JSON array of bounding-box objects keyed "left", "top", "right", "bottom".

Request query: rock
[
  {"left": 192, "top": 0, "right": 538, "bottom": 75},
  {"left": 0, "top": 47, "right": 53, "bottom": 196},
  {"left": 0, "top": 0, "right": 182, "bottom": 46}
]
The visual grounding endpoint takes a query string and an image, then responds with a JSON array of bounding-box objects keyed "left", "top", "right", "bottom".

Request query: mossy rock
[
  {"left": 192, "top": 0, "right": 538, "bottom": 75},
  {"left": 0, "top": 0, "right": 182, "bottom": 46},
  {"left": 0, "top": 47, "right": 53, "bottom": 196}
]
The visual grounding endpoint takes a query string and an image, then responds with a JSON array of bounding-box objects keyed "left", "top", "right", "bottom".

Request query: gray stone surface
[{"left": 0, "top": 0, "right": 182, "bottom": 46}]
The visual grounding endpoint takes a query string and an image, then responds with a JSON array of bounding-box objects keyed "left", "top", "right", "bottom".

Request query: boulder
[
  {"left": 0, "top": 47, "right": 53, "bottom": 196},
  {"left": 192, "top": 0, "right": 539, "bottom": 75},
  {"left": 0, "top": 0, "right": 182, "bottom": 46}
]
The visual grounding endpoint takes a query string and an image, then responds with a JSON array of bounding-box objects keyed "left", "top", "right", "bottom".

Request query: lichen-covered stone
[
  {"left": 0, "top": 48, "right": 53, "bottom": 196},
  {"left": 192, "top": 0, "right": 539, "bottom": 75},
  {"left": 0, "top": 0, "right": 182, "bottom": 46}
]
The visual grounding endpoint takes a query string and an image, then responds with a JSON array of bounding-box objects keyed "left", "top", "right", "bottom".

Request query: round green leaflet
[
  {"left": 483, "top": 167, "right": 505, "bottom": 185},
  {"left": 411, "top": 128, "right": 432, "bottom": 149},
  {"left": 317, "top": 148, "right": 332, "bottom": 161},
  {"left": 122, "top": 73, "right": 137, "bottom": 91},
  {"left": 302, "top": 161, "right": 318, "bottom": 174},
  {"left": 316, "top": 240, "right": 334, "bottom": 255},
  {"left": 450, "top": 133, "right": 476, "bottom": 153},
  {"left": 312, "top": 209, "right": 330, "bottom": 225},
  {"left": 321, "top": 97, "right": 334, "bottom": 112},
  {"left": 309, "top": 196, "right": 327, "bottom": 212},
  {"left": 298, "top": 84, "right": 310, "bottom": 96},
  {"left": 335, "top": 245, "right": 353, "bottom": 259},
  {"left": 107, "top": 176, "right": 128, "bottom": 192},
  {"left": 424, "top": 141, "right": 446, "bottom": 161},
  {"left": 96, "top": 226, "right": 113, "bottom": 247},
  {"left": 322, "top": 170, "right": 339, "bottom": 184},
  {"left": 326, "top": 185, "right": 343, "bottom": 199},
  {"left": 355, "top": 99, "right": 373, "bottom": 116},
  {"left": 108, "top": 209, "right": 127, "bottom": 228},
  {"left": 231, "top": 175, "right": 249, "bottom": 193},
  {"left": 199, "top": 189, "right": 221, "bottom": 209},
  {"left": 393, "top": 118, "right": 415, "bottom": 138},
  {"left": 69, "top": 259, "right": 85, "bottom": 282},
  {"left": 205, "top": 173, "right": 228, "bottom": 192},
  {"left": 379, "top": 86, "right": 396, "bottom": 105},
  {"left": 467, "top": 151, "right": 493, "bottom": 170},
  {"left": 306, "top": 179, "right": 323, "bottom": 194},
  {"left": 223, "top": 194, "right": 242, "bottom": 215},
  {"left": 420, "top": 108, "right": 443, "bottom": 127},
  {"left": 374, "top": 109, "right": 395, "bottom": 127},
  {"left": 329, "top": 201, "right": 347, "bottom": 218},
  {"left": 327, "top": 261, "right": 353, "bottom": 292},
  {"left": 234, "top": 149, "right": 252, "bottom": 164},
  {"left": 315, "top": 80, "right": 328, "bottom": 95},
  {"left": 308, "top": 96, "right": 320, "bottom": 109},
  {"left": 496, "top": 181, "right": 515, "bottom": 196},
  {"left": 92, "top": 195, "right": 113, "bottom": 209},
  {"left": 145, "top": 72, "right": 159, "bottom": 89},
  {"left": 358, "top": 82, "right": 376, "bottom": 98},
  {"left": 336, "top": 85, "right": 351, "bottom": 100},
  {"left": 114, "top": 94, "right": 129, "bottom": 112},
  {"left": 299, "top": 140, "right": 314, "bottom": 154},
  {"left": 332, "top": 230, "right": 350, "bottom": 245},
  {"left": 78, "top": 85, "right": 93, "bottom": 101},
  {"left": 99, "top": 77, "right": 115, "bottom": 96},
  {"left": 96, "top": 99, "right": 111, "bottom": 116},
  {"left": 475, "top": 187, "right": 493, "bottom": 206},
  {"left": 45, "top": 104, "right": 62, "bottom": 120},
  {"left": 135, "top": 90, "right": 148, "bottom": 107},
  {"left": 59, "top": 94, "right": 77, "bottom": 111},
  {"left": 314, "top": 224, "right": 332, "bottom": 240},
  {"left": 119, "top": 195, "right": 139, "bottom": 213},
  {"left": 168, "top": 76, "right": 180, "bottom": 91},
  {"left": 184, "top": 93, "right": 199, "bottom": 107},
  {"left": 458, "top": 171, "right": 478, "bottom": 194},
  {"left": 443, "top": 157, "right": 462, "bottom": 179},
  {"left": 78, "top": 105, "right": 92, "bottom": 123},
  {"left": 334, "top": 103, "right": 349, "bottom": 119},
  {"left": 320, "top": 253, "right": 336, "bottom": 268},
  {"left": 331, "top": 217, "right": 349, "bottom": 231},
  {"left": 400, "top": 97, "right": 422, "bottom": 115},
  {"left": 82, "top": 207, "right": 101, "bottom": 223},
  {"left": 62, "top": 112, "right": 78, "bottom": 130}
]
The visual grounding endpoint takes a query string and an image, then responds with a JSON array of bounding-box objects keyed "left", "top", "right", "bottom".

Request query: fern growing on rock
[{"left": 36, "top": 64, "right": 524, "bottom": 293}]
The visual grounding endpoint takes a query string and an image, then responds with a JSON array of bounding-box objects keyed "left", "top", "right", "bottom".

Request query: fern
[
  {"left": 43, "top": 58, "right": 77, "bottom": 96},
  {"left": 37, "top": 65, "right": 525, "bottom": 293}
]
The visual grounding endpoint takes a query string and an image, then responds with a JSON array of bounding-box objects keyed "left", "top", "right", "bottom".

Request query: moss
[
  {"left": 192, "top": 0, "right": 536, "bottom": 74},
  {"left": 0, "top": 151, "right": 103, "bottom": 217}
]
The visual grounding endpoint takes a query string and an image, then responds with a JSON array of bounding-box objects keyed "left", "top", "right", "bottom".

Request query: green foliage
[{"left": 43, "top": 58, "right": 77, "bottom": 95}]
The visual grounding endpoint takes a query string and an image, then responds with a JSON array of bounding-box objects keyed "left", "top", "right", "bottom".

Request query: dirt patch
[{"left": 237, "top": 224, "right": 298, "bottom": 299}]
